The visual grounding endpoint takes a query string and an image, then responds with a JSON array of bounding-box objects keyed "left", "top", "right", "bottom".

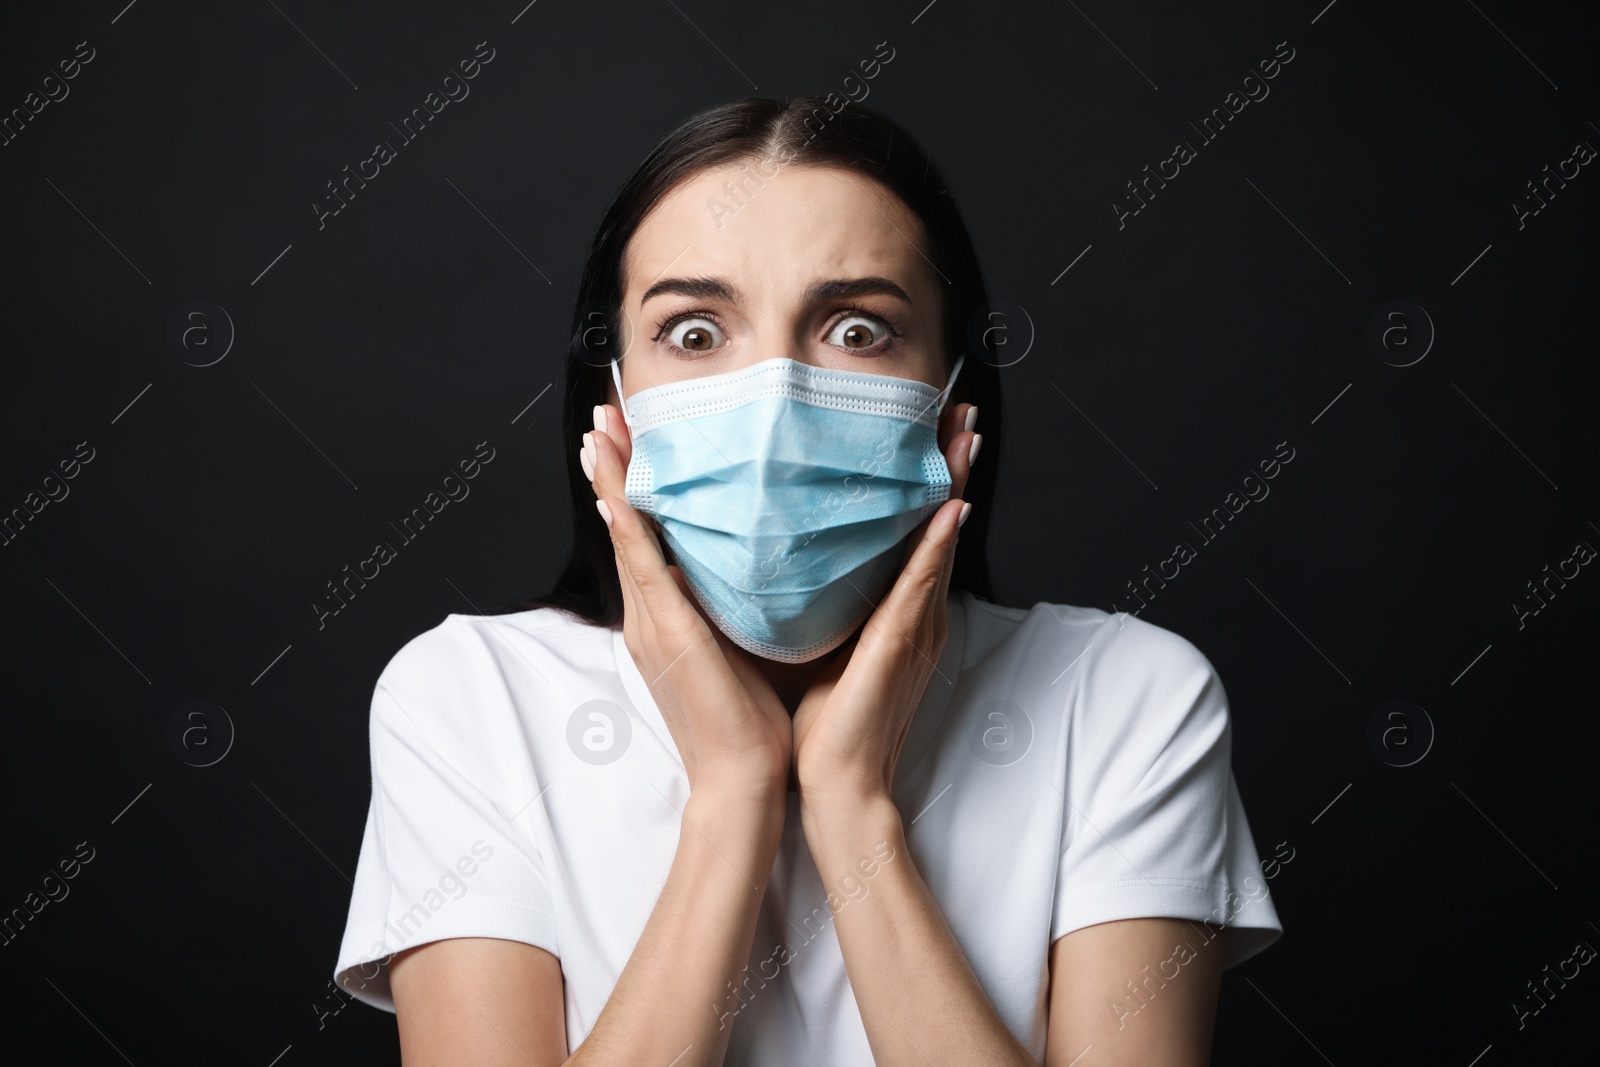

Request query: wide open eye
[
  {"left": 827, "top": 313, "right": 893, "bottom": 351},
  {"left": 660, "top": 315, "right": 727, "bottom": 355}
]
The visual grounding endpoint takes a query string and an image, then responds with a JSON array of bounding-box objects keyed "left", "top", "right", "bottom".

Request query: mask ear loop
[
  {"left": 609, "top": 356, "right": 631, "bottom": 426},
  {"left": 934, "top": 353, "right": 966, "bottom": 416}
]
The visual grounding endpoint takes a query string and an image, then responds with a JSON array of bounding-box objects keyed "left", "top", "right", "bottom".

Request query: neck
[{"left": 756, "top": 647, "right": 843, "bottom": 717}]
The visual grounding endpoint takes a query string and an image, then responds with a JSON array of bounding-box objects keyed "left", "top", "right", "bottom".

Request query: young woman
[{"left": 333, "top": 95, "right": 1281, "bottom": 1066}]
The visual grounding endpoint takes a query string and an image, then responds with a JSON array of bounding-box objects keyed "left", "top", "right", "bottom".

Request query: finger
[
  {"left": 597, "top": 492, "right": 699, "bottom": 635},
  {"left": 586, "top": 422, "right": 643, "bottom": 538},
  {"left": 704, "top": 614, "right": 784, "bottom": 707},
  {"left": 864, "top": 497, "right": 965, "bottom": 649},
  {"left": 588, "top": 428, "right": 656, "bottom": 591},
  {"left": 937, "top": 400, "right": 978, "bottom": 505},
  {"left": 602, "top": 492, "right": 648, "bottom": 635},
  {"left": 594, "top": 400, "right": 633, "bottom": 471},
  {"left": 589, "top": 400, "right": 663, "bottom": 587},
  {"left": 587, "top": 425, "right": 653, "bottom": 620},
  {"left": 899, "top": 400, "right": 969, "bottom": 567},
  {"left": 664, "top": 562, "right": 696, "bottom": 605},
  {"left": 936, "top": 400, "right": 975, "bottom": 454},
  {"left": 667, "top": 566, "right": 786, "bottom": 717},
  {"left": 931, "top": 494, "right": 960, "bottom": 613},
  {"left": 666, "top": 563, "right": 740, "bottom": 653},
  {"left": 896, "top": 503, "right": 939, "bottom": 582},
  {"left": 596, "top": 350, "right": 634, "bottom": 470},
  {"left": 583, "top": 405, "right": 632, "bottom": 504},
  {"left": 899, "top": 398, "right": 974, "bottom": 566}
]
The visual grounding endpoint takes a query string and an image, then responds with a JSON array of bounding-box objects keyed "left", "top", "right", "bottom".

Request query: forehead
[{"left": 621, "top": 162, "right": 933, "bottom": 302}]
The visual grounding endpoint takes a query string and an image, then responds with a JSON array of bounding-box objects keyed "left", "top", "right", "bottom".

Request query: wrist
[
  {"left": 795, "top": 758, "right": 891, "bottom": 813},
  {"left": 684, "top": 781, "right": 787, "bottom": 842},
  {"left": 798, "top": 786, "right": 901, "bottom": 842}
]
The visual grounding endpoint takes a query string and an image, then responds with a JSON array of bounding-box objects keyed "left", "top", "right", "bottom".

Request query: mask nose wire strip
[{"left": 616, "top": 352, "right": 963, "bottom": 426}]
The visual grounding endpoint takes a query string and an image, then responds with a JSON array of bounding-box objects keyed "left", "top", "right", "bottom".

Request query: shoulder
[
  {"left": 961, "top": 595, "right": 1227, "bottom": 747},
  {"left": 1063, "top": 611, "right": 1231, "bottom": 782},
  {"left": 963, "top": 595, "right": 1218, "bottom": 696},
  {"left": 378, "top": 605, "right": 610, "bottom": 683},
  {"left": 371, "top": 606, "right": 614, "bottom": 736},
  {"left": 1074, "top": 610, "right": 1221, "bottom": 709}
]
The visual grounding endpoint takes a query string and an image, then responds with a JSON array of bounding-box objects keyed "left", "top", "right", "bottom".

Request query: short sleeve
[
  {"left": 1050, "top": 614, "right": 1282, "bottom": 967},
  {"left": 333, "top": 617, "right": 560, "bottom": 1012}
]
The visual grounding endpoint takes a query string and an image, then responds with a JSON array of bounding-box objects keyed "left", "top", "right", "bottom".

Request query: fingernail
[
  {"left": 579, "top": 445, "right": 595, "bottom": 482},
  {"left": 967, "top": 433, "right": 983, "bottom": 466},
  {"left": 963, "top": 406, "right": 978, "bottom": 433},
  {"left": 595, "top": 499, "right": 613, "bottom": 526},
  {"left": 593, "top": 405, "right": 607, "bottom": 434},
  {"left": 582, "top": 431, "right": 596, "bottom": 468},
  {"left": 958, "top": 501, "right": 972, "bottom": 527}
]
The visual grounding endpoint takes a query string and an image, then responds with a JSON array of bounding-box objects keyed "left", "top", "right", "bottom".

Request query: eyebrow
[{"left": 638, "top": 275, "right": 912, "bottom": 308}]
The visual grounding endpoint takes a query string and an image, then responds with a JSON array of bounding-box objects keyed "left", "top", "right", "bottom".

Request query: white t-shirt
[{"left": 333, "top": 590, "right": 1282, "bottom": 1061}]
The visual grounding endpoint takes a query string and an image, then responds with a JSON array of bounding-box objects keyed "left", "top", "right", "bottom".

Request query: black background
[{"left": 2, "top": 1, "right": 1596, "bottom": 1063}]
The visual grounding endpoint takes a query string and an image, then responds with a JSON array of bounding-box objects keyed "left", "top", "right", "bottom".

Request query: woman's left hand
[{"left": 791, "top": 398, "right": 981, "bottom": 810}]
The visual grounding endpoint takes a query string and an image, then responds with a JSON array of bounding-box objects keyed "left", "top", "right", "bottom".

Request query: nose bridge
[{"left": 742, "top": 298, "right": 812, "bottom": 367}]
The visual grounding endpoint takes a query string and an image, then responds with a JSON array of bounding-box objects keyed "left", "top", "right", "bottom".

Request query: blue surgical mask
[{"left": 610, "top": 353, "right": 965, "bottom": 662}]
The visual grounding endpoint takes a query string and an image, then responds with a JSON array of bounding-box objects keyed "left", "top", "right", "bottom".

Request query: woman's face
[{"left": 611, "top": 161, "right": 948, "bottom": 401}]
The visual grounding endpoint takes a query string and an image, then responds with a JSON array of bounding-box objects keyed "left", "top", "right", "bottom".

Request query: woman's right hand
[{"left": 583, "top": 401, "right": 793, "bottom": 804}]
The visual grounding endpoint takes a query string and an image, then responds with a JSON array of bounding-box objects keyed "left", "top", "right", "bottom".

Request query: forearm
[
  {"left": 801, "top": 793, "right": 1035, "bottom": 1067},
  {"left": 569, "top": 788, "right": 784, "bottom": 1067}
]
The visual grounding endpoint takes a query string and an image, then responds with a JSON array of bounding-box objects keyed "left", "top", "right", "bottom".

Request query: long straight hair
[{"left": 493, "top": 94, "right": 1007, "bottom": 625}]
